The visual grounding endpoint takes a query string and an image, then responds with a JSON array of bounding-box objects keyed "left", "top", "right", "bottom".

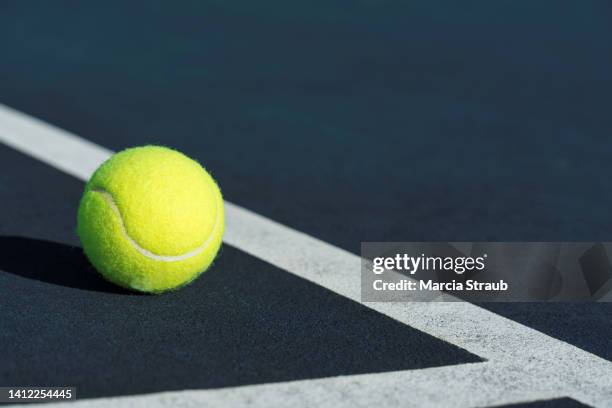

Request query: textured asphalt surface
[
  {"left": 1, "top": 143, "right": 482, "bottom": 398},
  {"left": 0, "top": 0, "right": 611, "bottom": 405}
]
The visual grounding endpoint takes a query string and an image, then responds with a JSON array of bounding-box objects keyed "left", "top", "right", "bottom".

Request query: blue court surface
[{"left": 0, "top": 1, "right": 611, "bottom": 407}]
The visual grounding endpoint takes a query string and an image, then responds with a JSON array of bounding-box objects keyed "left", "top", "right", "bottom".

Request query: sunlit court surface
[{"left": 0, "top": 2, "right": 611, "bottom": 407}]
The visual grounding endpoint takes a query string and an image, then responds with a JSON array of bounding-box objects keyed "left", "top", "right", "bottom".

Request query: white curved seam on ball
[{"left": 90, "top": 187, "right": 221, "bottom": 262}]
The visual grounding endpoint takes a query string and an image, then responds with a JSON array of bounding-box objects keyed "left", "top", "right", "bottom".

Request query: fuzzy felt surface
[{"left": 77, "top": 146, "right": 224, "bottom": 293}]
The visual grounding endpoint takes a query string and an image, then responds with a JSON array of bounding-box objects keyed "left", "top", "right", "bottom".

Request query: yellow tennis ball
[{"left": 77, "top": 145, "right": 224, "bottom": 293}]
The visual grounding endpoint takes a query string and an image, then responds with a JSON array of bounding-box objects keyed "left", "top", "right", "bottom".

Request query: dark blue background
[{"left": 1, "top": 1, "right": 612, "bottom": 248}]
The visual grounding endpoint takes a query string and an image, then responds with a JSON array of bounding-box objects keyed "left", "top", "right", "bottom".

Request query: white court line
[
  {"left": 22, "top": 362, "right": 569, "bottom": 408},
  {"left": 0, "top": 103, "right": 611, "bottom": 408},
  {"left": 0, "top": 106, "right": 112, "bottom": 180}
]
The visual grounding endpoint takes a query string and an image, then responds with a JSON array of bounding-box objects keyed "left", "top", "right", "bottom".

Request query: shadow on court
[{"left": 0, "top": 236, "right": 130, "bottom": 294}]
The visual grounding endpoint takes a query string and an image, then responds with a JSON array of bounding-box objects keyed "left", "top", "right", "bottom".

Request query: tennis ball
[{"left": 77, "top": 145, "right": 224, "bottom": 293}]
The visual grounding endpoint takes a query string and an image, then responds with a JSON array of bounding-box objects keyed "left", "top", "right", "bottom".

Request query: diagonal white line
[
  {"left": 0, "top": 103, "right": 611, "bottom": 408},
  {"left": 0, "top": 105, "right": 112, "bottom": 180},
  {"left": 13, "top": 362, "right": 576, "bottom": 408},
  {"left": 224, "top": 202, "right": 612, "bottom": 408}
]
